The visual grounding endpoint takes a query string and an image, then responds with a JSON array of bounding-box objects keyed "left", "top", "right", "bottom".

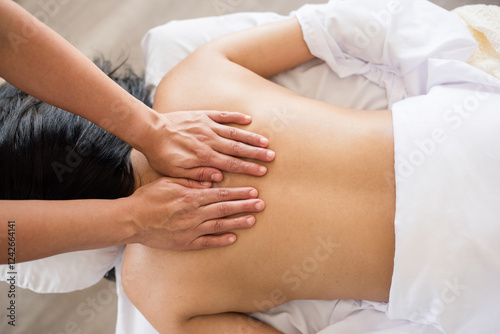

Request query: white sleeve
[{"left": 293, "top": 0, "right": 477, "bottom": 106}]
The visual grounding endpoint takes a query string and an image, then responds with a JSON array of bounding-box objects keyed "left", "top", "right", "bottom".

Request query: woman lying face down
[
  {"left": 0, "top": 20, "right": 396, "bottom": 333},
  {"left": 121, "top": 18, "right": 396, "bottom": 333}
]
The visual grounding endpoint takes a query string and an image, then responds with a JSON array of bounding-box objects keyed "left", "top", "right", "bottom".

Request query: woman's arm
[
  {"left": 154, "top": 17, "right": 314, "bottom": 115},
  {"left": 202, "top": 17, "right": 314, "bottom": 78}
]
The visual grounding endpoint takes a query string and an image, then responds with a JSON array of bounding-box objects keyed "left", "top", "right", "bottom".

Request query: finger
[
  {"left": 213, "top": 137, "right": 275, "bottom": 162},
  {"left": 195, "top": 187, "right": 259, "bottom": 206},
  {"left": 175, "top": 166, "right": 224, "bottom": 182},
  {"left": 214, "top": 124, "right": 269, "bottom": 148},
  {"left": 201, "top": 199, "right": 265, "bottom": 221},
  {"left": 205, "top": 153, "right": 268, "bottom": 176},
  {"left": 189, "top": 233, "right": 238, "bottom": 249},
  {"left": 196, "top": 215, "right": 256, "bottom": 236},
  {"left": 205, "top": 110, "right": 253, "bottom": 125},
  {"left": 163, "top": 177, "right": 212, "bottom": 189}
]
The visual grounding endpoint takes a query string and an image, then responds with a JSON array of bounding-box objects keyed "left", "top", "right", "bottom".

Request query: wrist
[
  {"left": 125, "top": 102, "right": 164, "bottom": 154},
  {"left": 112, "top": 197, "right": 144, "bottom": 245}
]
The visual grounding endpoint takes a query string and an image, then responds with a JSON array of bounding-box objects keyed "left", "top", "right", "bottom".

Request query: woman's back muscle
[{"left": 122, "top": 48, "right": 396, "bottom": 329}]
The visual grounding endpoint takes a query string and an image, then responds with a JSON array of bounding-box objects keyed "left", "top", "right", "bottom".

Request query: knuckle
[
  {"left": 173, "top": 210, "right": 192, "bottom": 226},
  {"left": 196, "top": 134, "right": 210, "bottom": 142},
  {"left": 196, "top": 169, "right": 211, "bottom": 181},
  {"left": 184, "top": 210, "right": 197, "bottom": 221},
  {"left": 227, "top": 158, "right": 240, "bottom": 172},
  {"left": 200, "top": 238, "right": 211, "bottom": 249},
  {"left": 179, "top": 236, "right": 193, "bottom": 250},
  {"left": 196, "top": 111, "right": 207, "bottom": 120},
  {"left": 212, "top": 219, "right": 224, "bottom": 232},
  {"left": 228, "top": 127, "right": 238, "bottom": 139},
  {"left": 173, "top": 235, "right": 184, "bottom": 247},
  {"left": 195, "top": 147, "right": 211, "bottom": 164},
  {"left": 157, "top": 178, "right": 173, "bottom": 188},
  {"left": 218, "top": 188, "right": 230, "bottom": 199},
  {"left": 179, "top": 194, "right": 201, "bottom": 213},
  {"left": 180, "top": 191, "right": 196, "bottom": 203},
  {"left": 217, "top": 202, "right": 230, "bottom": 216},
  {"left": 231, "top": 142, "right": 243, "bottom": 154}
]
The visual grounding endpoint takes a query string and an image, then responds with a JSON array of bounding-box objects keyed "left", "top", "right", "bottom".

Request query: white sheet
[
  {"left": 390, "top": 64, "right": 500, "bottom": 333},
  {"left": 0, "top": 246, "right": 123, "bottom": 293}
]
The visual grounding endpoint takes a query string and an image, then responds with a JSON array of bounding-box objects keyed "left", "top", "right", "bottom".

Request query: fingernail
[
  {"left": 245, "top": 115, "right": 252, "bottom": 121},
  {"left": 258, "top": 166, "right": 267, "bottom": 175},
  {"left": 249, "top": 189, "right": 258, "bottom": 197},
  {"left": 260, "top": 137, "right": 269, "bottom": 146},
  {"left": 201, "top": 181, "right": 211, "bottom": 187},
  {"left": 255, "top": 201, "right": 264, "bottom": 210},
  {"left": 266, "top": 150, "right": 275, "bottom": 160},
  {"left": 211, "top": 174, "right": 222, "bottom": 182},
  {"left": 246, "top": 216, "right": 255, "bottom": 226},
  {"left": 228, "top": 236, "right": 236, "bottom": 243}
]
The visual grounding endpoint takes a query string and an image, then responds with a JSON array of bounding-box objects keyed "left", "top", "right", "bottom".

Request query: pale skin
[
  {"left": 122, "top": 18, "right": 396, "bottom": 333},
  {"left": 0, "top": 0, "right": 275, "bottom": 263}
]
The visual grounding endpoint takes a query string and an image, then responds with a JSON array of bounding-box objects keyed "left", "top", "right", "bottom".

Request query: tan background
[{"left": 1, "top": 0, "right": 499, "bottom": 333}]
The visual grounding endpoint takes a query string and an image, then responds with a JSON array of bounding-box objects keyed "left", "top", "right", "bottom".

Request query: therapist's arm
[
  {"left": 0, "top": 0, "right": 274, "bottom": 181},
  {"left": 0, "top": 178, "right": 264, "bottom": 264}
]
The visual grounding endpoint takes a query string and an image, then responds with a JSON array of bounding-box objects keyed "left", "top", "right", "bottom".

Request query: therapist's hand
[
  {"left": 123, "top": 177, "right": 264, "bottom": 250},
  {"left": 141, "top": 110, "right": 275, "bottom": 182}
]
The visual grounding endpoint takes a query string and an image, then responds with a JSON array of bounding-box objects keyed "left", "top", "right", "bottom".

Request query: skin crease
[
  {"left": 130, "top": 149, "right": 164, "bottom": 188},
  {"left": 122, "top": 18, "right": 396, "bottom": 333}
]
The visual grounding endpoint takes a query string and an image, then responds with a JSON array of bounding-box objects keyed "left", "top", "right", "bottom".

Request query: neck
[{"left": 130, "top": 149, "right": 163, "bottom": 189}]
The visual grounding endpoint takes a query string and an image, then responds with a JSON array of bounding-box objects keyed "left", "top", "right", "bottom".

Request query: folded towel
[{"left": 453, "top": 5, "right": 500, "bottom": 80}]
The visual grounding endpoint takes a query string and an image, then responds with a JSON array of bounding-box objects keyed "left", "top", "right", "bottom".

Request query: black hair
[{"left": 0, "top": 59, "right": 151, "bottom": 200}]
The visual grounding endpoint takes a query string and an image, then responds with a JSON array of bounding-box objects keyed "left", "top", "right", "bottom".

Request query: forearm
[
  {"left": 155, "top": 42, "right": 301, "bottom": 115},
  {"left": 182, "top": 313, "right": 282, "bottom": 334},
  {"left": 0, "top": 1, "right": 158, "bottom": 152},
  {"left": 153, "top": 18, "right": 313, "bottom": 113},
  {"left": 200, "top": 17, "right": 313, "bottom": 78},
  {"left": 0, "top": 198, "right": 136, "bottom": 264}
]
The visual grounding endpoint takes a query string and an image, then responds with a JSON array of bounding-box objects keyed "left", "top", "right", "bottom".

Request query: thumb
[
  {"left": 164, "top": 177, "right": 213, "bottom": 189},
  {"left": 178, "top": 167, "right": 224, "bottom": 182}
]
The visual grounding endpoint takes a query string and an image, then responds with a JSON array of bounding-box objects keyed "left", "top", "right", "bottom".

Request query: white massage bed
[{"left": 2, "top": 0, "right": 500, "bottom": 333}]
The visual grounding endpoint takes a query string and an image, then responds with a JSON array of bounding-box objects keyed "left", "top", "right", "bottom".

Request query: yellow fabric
[{"left": 453, "top": 5, "right": 500, "bottom": 79}]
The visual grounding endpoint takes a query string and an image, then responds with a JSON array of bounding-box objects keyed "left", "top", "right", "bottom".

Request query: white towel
[{"left": 453, "top": 5, "right": 500, "bottom": 80}]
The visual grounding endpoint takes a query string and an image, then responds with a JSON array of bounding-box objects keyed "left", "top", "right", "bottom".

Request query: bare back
[
  {"left": 122, "top": 19, "right": 396, "bottom": 331},
  {"left": 123, "top": 89, "right": 395, "bottom": 332}
]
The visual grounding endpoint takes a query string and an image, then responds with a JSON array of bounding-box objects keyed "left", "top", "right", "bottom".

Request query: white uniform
[{"left": 3, "top": 0, "right": 499, "bottom": 333}]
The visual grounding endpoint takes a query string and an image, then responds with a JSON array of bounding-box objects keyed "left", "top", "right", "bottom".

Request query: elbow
[{"left": 152, "top": 46, "right": 229, "bottom": 113}]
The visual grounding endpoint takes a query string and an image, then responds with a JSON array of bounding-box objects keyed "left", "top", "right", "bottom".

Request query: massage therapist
[{"left": 0, "top": 0, "right": 274, "bottom": 264}]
